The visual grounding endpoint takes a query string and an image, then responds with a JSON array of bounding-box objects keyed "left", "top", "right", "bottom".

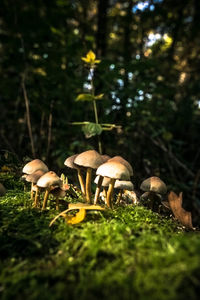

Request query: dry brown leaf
[{"left": 168, "top": 191, "right": 193, "bottom": 229}]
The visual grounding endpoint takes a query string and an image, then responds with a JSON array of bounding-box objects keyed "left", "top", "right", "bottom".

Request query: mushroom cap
[
  {"left": 140, "top": 176, "right": 167, "bottom": 194},
  {"left": 37, "top": 171, "right": 62, "bottom": 188},
  {"left": 74, "top": 150, "right": 104, "bottom": 169},
  {"left": 0, "top": 183, "right": 6, "bottom": 196},
  {"left": 114, "top": 180, "right": 134, "bottom": 191},
  {"left": 25, "top": 170, "right": 46, "bottom": 184},
  {"left": 64, "top": 154, "right": 79, "bottom": 169},
  {"left": 94, "top": 175, "right": 111, "bottom": 187},
  {"left": 22, "top": 159, "right": 48, "bottom": 174},
  {"left": 108, "top": 156, "right": 133, "bottom": 176},
  {"left": 101, "top": 154, "right": 111, "bottom": 163},
  {"left": 96, "top": 161, "right": 130, "bottom": 181}
]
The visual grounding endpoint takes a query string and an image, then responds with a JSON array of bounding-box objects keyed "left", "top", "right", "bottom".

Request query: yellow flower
[{"left": 81, "top": 50, "right": 101, "bottom": 65}]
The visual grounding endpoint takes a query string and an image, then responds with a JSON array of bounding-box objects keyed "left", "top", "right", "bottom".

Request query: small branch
[
  {"left": 21, "top": 74, "right": 36, "bottom": 158},
  {"left": 46, "top": 101, "right": 53, "bottom": 159}
]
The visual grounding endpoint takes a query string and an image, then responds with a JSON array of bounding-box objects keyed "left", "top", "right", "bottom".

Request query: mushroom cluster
[
  {"left": 22, "top": 159, "right": 66, "bottom": 210},
  {"left": 64, "top": 150, "right": 135, "bottom": 208},
  {"left": 20, "top": 151, "right": 168, "bottom": 226}
]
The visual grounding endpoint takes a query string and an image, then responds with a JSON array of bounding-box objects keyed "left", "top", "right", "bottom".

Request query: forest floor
[{"left": 0, "top": 173, "right": 200, "bottom": 300}]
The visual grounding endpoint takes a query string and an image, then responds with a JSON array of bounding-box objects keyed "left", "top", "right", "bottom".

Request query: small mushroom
[
  {"left": 0, "top": 183, "right": 6, "bottom": 197},
  {"left": 94, "top": 175, "right": 111, "bottom": 204},
  {"left": 25, "top": 170, "right": 46, "bottom": 207},
  {"left": 64, "top": 154, "right": 86, "bottom": 195},
  {"left": 74, "top": 150, "right": 104, "bottom": 203},
  {"left": 140, "top": 176, "right": 167, "bottom": 210},
  {"left": 114, "top": 180, "right": 134, "bottom": 204},
  {"left": 22, "top": 159, "right": 48, "bottom": 200},
  {"left": 37, "top": 171, "right": 62, "bottom": 210},
  {"left": 96, "top": 161, "right": 130, "bottom": 208}
]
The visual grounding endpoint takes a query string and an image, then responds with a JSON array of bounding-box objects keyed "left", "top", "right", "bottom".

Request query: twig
[
  {"left": 46, "top": 101, "right": 53, "bottom": 159},
  {"left": 21, "top": 74, "right": 36, "bottom": 158}
]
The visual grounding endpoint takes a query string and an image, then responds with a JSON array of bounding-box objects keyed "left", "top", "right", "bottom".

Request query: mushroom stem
[
  {"left": 42, "top": 188, "right": 50, "bottom": 210},
  {"left": 86, "top": 167, "right": 92, "bottom": 203},
  {"left": 94, "top": 175, "right": 103, "bottom": 205},
  {"left": 116, "top": 189, "right": 123, "bottom": 204},
  {"left": 34, "top": 186, "right": 40, "bottom": 207},
  {"left": 77, "top": 167, "right": 86, "bottom": 195},
  {"left": 106, "top": 178, "right": 116, "bottom": 208},
  {"left": 103, "top": 187, "right": 107, "bottom": 202},
  {"left": 56, "top": 196, "right": 59, "bottom": 211},
  {"left": 31, "top": 182, "right": 34, "bottom": 201}
]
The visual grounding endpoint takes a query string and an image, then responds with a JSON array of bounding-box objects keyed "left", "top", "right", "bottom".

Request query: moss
[{"left": 0, "top": 186, "right": 200, "bottom": 300}]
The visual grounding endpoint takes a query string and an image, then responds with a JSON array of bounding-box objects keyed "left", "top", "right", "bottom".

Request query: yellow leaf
[{"left": 65, "top": 208, "right": 86, "bottom": 224}]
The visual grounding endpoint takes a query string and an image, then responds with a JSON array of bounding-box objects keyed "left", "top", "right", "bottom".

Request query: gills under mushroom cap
[
  {"left": 23, "top": 159, "right": 48, "bottom": 174},
  {"left": 114, "top": 180, "right": 134, "bottom": 190},
  {"left": 96, "top": 161, "right": 130, "bottom": 181},
  {"left": 140, "top": 176, "right": 167, "bottom": 195}
]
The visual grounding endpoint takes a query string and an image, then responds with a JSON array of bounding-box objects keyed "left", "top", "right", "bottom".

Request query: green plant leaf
[
  {"left": 94, "top": 94, "right": 104, "bottom": 100},
  {"left": 82, "top": 123, "right": 103, "bottom": 138},
  {"left": 75, "top": 94, "right": 94, "bottom": 102}
]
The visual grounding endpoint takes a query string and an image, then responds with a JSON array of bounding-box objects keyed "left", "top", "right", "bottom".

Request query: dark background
[{"left": 0, "top": 0, "right": 200, "bottom": 210}]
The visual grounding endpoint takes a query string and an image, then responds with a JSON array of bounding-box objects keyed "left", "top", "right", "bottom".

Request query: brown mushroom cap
[
  {"left": 96, "top": 161, "right": 130, "bottom": 181},
  {"left": 114, "top": 180, "right": 134, "bottom": 191},
  {"left": 108, "top": 156, "right": 133, "bottom": 176},
  {"left": 25, "top": 170, "right": 46, "bottom": 184},
  {"left": 74, "top": 150, "right": 104, "bottom": 169},
  {"left": 94, "top": 175, "right": 111, "bottom": 187},
  {"left": 101, "top": 154, "right": 111, "bottom": 163},
  {"left": 64, "top": 154, "right": 79, "bottom": 169},
  {"left": 37, "top": 171, "right": 62, "bottom": 188},
  {"left": 22, "top": 159, "right": 48, "bottom": 174},
  {"left": 0, "top": 183, "right": 6, "bottom": 196},
  {"left": 140, "top": 176, "right": 167, "bottom": 194}
]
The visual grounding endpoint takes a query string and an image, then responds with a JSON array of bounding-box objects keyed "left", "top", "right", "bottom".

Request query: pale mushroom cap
[
  {"left": 140, "top": 176, "right": 167, "bottom": 194},
  {"left": 25, "top": 170, "right": 46, "bottom": 184},
  {"left": 108, "top": 156, "right": 133, "bottom": 176},
  {"left": 74, "top": 150, "right": 104, "bottom": 169},
  {"left": 64, "top": 154, "right": 79, "bottom": 169},
  {"left": 0, "top": 183, "right": 6, "bottom": 196},
  {"left": 37, "top": 171, "right": 62, "bottom": 188},
  {"left": 96, "top": 161, "right": 130, "bottom": 180},
  {"left": 22, "top": 159, "right": 48, "bottom": 174},
  {"left": 94, "top": 175, "right": 111, "bottom": 187},
  {"left": 114, "top": 180, "right": 134, "bottom": 190}
]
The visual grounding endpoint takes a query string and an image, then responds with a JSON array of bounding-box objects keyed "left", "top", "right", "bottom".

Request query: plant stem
[{"left": 90, "top": 68, "right": 102, "bottom": 154}]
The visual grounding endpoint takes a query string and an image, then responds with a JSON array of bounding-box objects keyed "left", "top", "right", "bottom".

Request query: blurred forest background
[{"left": 0, "top": 0, "right": 200, "bottom": 207}]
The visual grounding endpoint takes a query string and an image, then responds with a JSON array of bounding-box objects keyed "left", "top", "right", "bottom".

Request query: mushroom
[
  {"left": 140, "top": 176, "right": 167, "bottom": 210},
  {"left": 64, "top": 154, "right": 86, "bottom": 195},
  {"left": 22, "top": 159, "right": 48, "bottom": 200},
  {"left": 0, "top": 183, "right": 6, "bottom": 197},
  {"left": 96, "top": 161, "right": 130, "bottom": 208},
  {"left": 25, "top": 170, "right": 46, "bottom": 207},
  {"left": 94, "top": 175, "right": 111, "bottom": 204},
  {"left": 37, "top": 171, "right": 62, "bottom": 210},
  {"left": 74, "top": 150, "right": 104, "bottom": 203},
  {"left": 114, "top": 180, "right": 134, "bottom": 204},
  {"left": 108, "top": 156, "right": 133, "bottom": 177}
]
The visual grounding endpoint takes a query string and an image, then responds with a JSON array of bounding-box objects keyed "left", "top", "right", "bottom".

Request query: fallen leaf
[
  {"left": 168, "top": 191, "right": 193, "bottom": 229},
  {"left": 64, "top": 208, "right": 86, "bottom": 225}
]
